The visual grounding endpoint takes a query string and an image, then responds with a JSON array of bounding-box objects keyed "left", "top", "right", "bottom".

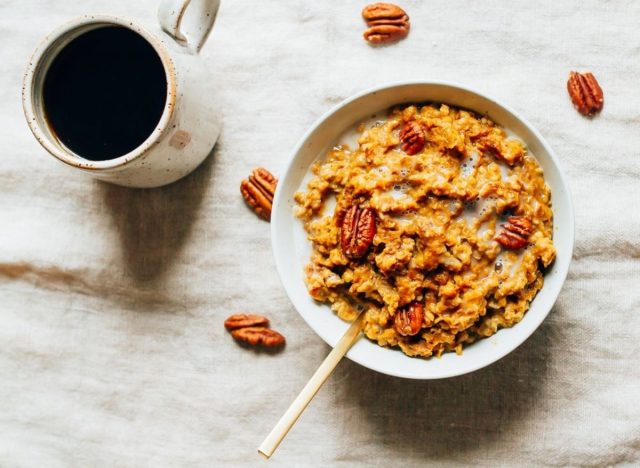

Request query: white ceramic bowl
[{"left": 271, "top": 82, "right": 574, "bottom": 379}]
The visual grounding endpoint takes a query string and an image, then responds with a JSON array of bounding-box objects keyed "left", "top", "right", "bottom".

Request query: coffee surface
[{"left": 43, "top": 26, "right": 167, "bottom": 161}]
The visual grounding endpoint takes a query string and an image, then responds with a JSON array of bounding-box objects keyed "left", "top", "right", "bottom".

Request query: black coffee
[{"left": 42, "top": 26, "right": 167, "bottom": 161}]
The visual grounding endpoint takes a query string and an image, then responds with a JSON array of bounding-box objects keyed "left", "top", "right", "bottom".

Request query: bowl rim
[{"left": 271, "top": 80, "right": 575, "bottom": 379}]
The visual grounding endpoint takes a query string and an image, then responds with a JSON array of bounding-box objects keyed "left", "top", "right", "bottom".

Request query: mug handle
[{"left": 158, "top": 0, "right": 220, "bottom": 52}]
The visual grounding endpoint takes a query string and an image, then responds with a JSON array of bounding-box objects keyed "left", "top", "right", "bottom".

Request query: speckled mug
[{"left": 22, "top": 0, "right": 221, "bottom": 188}]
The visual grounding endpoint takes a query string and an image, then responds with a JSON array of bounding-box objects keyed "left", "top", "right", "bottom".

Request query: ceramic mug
[{"left": 22, "top": 0, "right": 221, "bottom": 188}]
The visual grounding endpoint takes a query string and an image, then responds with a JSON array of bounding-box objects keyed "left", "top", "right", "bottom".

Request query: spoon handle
[{"left": 258, "top": 312, "right": 366, "bottom": 459}]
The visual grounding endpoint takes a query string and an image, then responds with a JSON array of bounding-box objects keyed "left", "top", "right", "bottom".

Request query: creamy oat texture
[{"left": 294, "top": 104, "right": 556, "bottom": 358}]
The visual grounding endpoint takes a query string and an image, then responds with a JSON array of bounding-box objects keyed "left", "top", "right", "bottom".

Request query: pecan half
[
  {"left": 231, "top": 327, "right": 286, "bottom": 347},
  {"left": 400, "top": 121, "right": 426, "bottom": 155},
  {"left": 362, "top": 3, "right": 406, "bottom": 23},
  {"left": 394, "top": 302, "right": 424, "bottom": 336},
  {"left": 496, "top": 216, "right": 533, "bottom": 250},
  {"left": 567, "top": 71, "right": 604, "bottom": 116},
  {"left": 240, "top": 168, "right": 278, "bottom": 221},
  {"left": 224, "top": 313, "right": 270, "bottom": 330},
  {"left": 340, "top": 205, "right": 377, "bottom": 259},
  {"left": 362, "top": 3, "right": 410, "bottom": 44}
]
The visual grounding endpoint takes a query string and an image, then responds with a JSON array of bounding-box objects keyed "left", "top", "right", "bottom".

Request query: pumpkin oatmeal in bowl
[
  {"left": 272, "top": 82, "right": 573, "bottom": 378},
  {"left": 294, "top": 103, "right": 556, "bottom": 358}
]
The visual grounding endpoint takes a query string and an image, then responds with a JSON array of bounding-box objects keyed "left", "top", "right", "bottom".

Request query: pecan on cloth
[
  {"left": 224, "top": 314, "right": 270, "bottom": 330},
  {"left": 240, "top": 168, "right": 277, "bottom": 221},
  {"left": 567, "top": 71, "right": 604, "bottom": 117},
  {"left": 361, "top": 3, "right": 410, "bottom": 44},
  {"left": 231, "top": 327, "right": 286, "bottom": 347}
]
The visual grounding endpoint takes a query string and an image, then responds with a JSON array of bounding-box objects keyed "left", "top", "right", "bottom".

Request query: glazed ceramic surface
[
  {"left": 272, "top": 81, "right": 575, "bottom": 379},
  {"left": 22, "top": 0, "right": 221, "bottom": 188}
]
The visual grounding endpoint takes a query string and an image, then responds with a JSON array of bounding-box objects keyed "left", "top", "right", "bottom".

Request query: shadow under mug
[{"left": 22, "top": 0, "right": 221, "bottom": 188}]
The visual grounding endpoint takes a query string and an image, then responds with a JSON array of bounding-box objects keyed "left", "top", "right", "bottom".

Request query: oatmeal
[{"left": 294, "top": 104, "right": 556, "bottom": 358}]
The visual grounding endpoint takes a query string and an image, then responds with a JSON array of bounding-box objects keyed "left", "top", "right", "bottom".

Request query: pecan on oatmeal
[
  {"left": 399, "top": 121, "right": 426, "bottom": 155},
  {"left": 496, "top": 216, "right": 533, "bottom": 250},
  {"left": 394, "top": 302, "right": 424, "bottom": 336},
  {"left": 340, "top": 205, "right": 377, "bottom": 259}
]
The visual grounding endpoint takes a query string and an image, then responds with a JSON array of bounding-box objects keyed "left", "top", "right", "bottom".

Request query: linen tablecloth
[{"left": 1, "top": 0, "right": 639, "bottom": 466}]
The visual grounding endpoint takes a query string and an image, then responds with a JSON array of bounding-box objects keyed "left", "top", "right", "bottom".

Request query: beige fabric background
[{"left": 1, "top": 0, "right": 639, "bottom": 466}]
